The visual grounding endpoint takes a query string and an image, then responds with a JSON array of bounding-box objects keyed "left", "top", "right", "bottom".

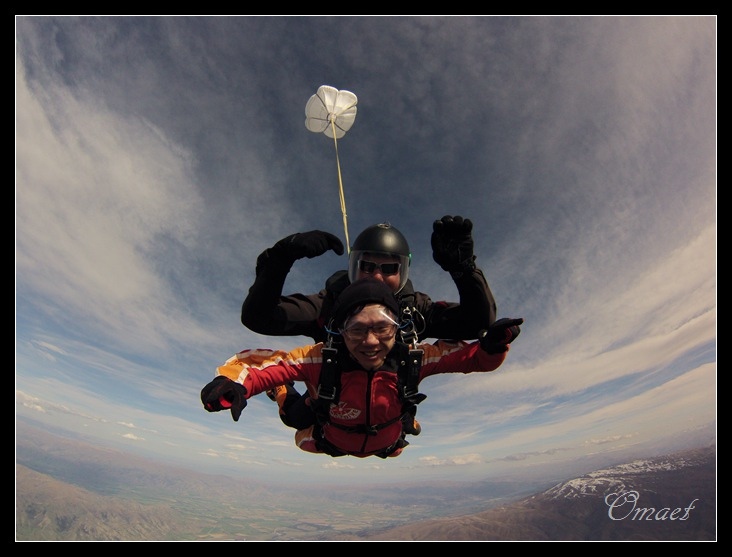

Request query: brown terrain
[{"left": 16, "top": 423, "right": 716, "bottom": 542}]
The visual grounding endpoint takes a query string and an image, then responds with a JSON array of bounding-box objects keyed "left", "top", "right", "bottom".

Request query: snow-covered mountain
[
  {"left": 545, "top": 446, "right": 715, "bottom": 501},
  {"left": 364, "top": 445, "right": 716, "bottom": 541}
]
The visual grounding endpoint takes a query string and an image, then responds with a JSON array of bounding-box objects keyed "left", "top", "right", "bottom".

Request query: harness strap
[
  {"left": 312, "top": 347, "right": 339, "bottom": 425},
  {"left": 313, "top": 343, "right": 427, "bottom": 447},
  {"left": 312, "top": 422, "right": 409, "bottom": 459},
  {"left": 399, "top": 348, "right": 425, "bottom": 403},
  {"left": 312, "top": 424, "right": 348, "bottom": 457},
  {"left": 326, "top": 414, "right": 403, "bottom": 435}
]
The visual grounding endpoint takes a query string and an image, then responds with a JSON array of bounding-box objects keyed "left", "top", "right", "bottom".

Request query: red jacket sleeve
[
  {"left": 215, "top": 345, "right": 326, "bottom": 398},
  {"left": 417, "top": 339, "right": 508, "bottom": 381}
]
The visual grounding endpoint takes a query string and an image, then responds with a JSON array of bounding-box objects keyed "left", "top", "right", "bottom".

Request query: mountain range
[
  {"left": 360, "top": 445, "right": 716, "bottom": 541},
  {"left": 15, "top": 422, "right": 716, "bottom": 541}
]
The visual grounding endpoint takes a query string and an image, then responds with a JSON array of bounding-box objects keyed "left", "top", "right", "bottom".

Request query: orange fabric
[{"left": 295, "top": 426, "right": 320, "bottom": 454}]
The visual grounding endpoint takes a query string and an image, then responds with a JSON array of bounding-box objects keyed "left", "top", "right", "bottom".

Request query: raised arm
[
  {"left": 418, "top": 216, "right": 498, "bottom": 340},
  {"left": 240, "top": 230, "right": 344, "bottom": 338}
]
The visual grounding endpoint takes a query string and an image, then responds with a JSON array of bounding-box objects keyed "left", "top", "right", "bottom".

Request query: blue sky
[{"left": 15, "top": 16, "right": 716, "bottom": 486}]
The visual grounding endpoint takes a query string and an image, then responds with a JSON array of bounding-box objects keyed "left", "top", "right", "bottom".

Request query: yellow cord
[{"left": 331, "top": 120, "right": 350, "bottom": 254}]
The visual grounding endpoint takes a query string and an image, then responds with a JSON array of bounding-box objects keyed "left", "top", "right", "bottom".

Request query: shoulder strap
[
  {"left": 312, "top": 346, "right": 340, "bottom": 424},
  {"left": 397, "top": 344, "right": 428, "bottom": 407}
]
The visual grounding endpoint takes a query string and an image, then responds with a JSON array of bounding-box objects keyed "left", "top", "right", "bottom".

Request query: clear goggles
[{"left": 340, "top": 306, "right": 399, "bottom": 342}]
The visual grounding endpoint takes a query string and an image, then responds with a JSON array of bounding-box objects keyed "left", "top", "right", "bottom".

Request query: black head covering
[{"left": 332, "top": 278, "right": 399, "bottom": 328}]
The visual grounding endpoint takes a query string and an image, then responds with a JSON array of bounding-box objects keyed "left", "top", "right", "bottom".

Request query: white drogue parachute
[
  {"left": 305, "top": 85, "right": 358, "bottom": 138},
  {"left": 305, "top": 85, "right": 358, "bottom": 252}
]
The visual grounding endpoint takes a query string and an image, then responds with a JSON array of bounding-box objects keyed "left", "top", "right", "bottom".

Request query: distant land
[
  {"left": 360, "top": 444, "right": 716, "bottom": 541},
  {"left": 16, "top": 423, "right": 716, "bottom": 541}
]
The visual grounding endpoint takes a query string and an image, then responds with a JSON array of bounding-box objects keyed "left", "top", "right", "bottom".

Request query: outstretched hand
[
  {"left": 431, "top": 215, "right": 476, "bottom": 273},
  {"left": 479, "top": 318, "right": 524, "bottom": 354},
  {"left": 274, "top": 230, "right": 344, "bottom": 261},
  {"left": 201, "top": 376, "right": 248, "bottom": 422}
]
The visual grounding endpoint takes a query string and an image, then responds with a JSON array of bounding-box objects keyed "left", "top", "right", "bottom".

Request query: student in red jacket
[{"left": 202, "top": 279, "right": 522, "bottom": 459}]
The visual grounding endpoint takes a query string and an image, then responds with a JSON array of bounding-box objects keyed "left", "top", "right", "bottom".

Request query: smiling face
[{"left": 340, "top": 304, "right": 398, "bottom": 370}]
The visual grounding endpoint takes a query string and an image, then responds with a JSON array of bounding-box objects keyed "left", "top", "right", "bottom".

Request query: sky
[{"left": 15, "top": 16, "right": 716, "bottom": 487}]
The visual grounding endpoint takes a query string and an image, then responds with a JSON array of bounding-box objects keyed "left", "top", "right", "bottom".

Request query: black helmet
[{"left": 348, "top": 223, "right": 411, "bottom": 293}]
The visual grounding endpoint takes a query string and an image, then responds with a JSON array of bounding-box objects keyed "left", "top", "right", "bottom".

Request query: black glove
[
  {"left": 431, "top": 215, "right": 476, "bottom": 273},
  {"left": 479, "top": 318, "right": 524, "bottom": 354},
  {"left": 201, "top": 376, "right": 248, "bottom": 422},
  {"left": 272, "top": 230, "right": 344, "bottom": 262}
]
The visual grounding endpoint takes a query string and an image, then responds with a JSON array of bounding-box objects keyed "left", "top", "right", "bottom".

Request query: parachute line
[{"left": 331, "top": 120, "right": 350, "bottom": 254}]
